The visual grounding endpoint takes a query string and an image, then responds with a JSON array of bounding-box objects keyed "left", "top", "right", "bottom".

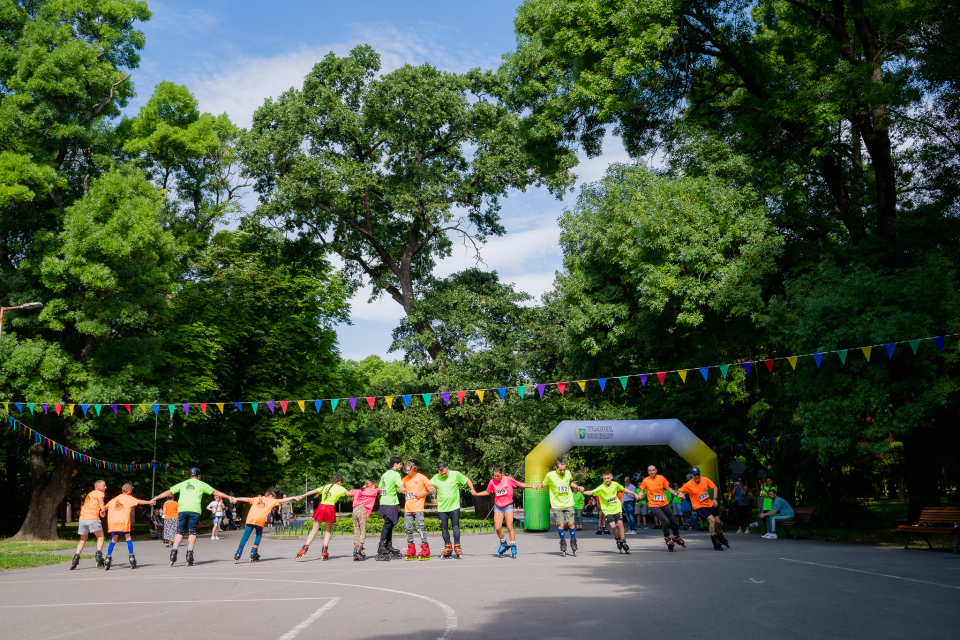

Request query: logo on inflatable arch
[
  {"left": 575, "top": 425, "right": 614, "bottom": 440},
  {"left": 577, "top": 428, "right": 586, "bottom": 439}
]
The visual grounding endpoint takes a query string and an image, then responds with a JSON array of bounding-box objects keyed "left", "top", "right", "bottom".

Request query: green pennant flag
[
  {"left": 422, "top": 394, "right": 432, "bottom": 408},
  {"left": 94, "top": 404, "right": 102, "bottom": 416},
  {"left": 719, "top": 364, "right": 729, "bottom": 379},
  {"left": 28, "top": 403, "right": 35, "bottom": 414},
  {"left": 331, "top": 399, "right": 339, "bottom": 412},
  {"left": 837, "top": 350, "right": 848, "bottom": 365},
  {"left": 251, "top": 402, "right": 258, "bottom": 415},
  {"left": 168, "top": 404, "right": 176, "bottom": 415},
  {"left": 517, "top": 386, "right": 526, "bottom": 399},
  {"left": 908, "top": 339, "right": 920, "bottom": 354},
  {"left": 618, "top": 376, "right": 628, "bottom": 390}
]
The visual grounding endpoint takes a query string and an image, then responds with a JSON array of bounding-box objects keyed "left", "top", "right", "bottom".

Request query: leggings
[
  {"left": 649, "top": 506, "right": 679, "bottom": 537},
  {"left": 404, "top": 511, "right": 427, "bottom": 545},
  {"left": 736, "top": 504, "right": 752, "bottom": 530},
  {"left": 438, "top": 510, "right": 461, "bottom": 545},
  {"left": 237, "top": 525, "right": 263, "bottom": 550}
]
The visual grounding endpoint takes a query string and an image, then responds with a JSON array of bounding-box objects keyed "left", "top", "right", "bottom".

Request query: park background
[{"left": 0, "top": 0, "right": 958, "bottom": 554}]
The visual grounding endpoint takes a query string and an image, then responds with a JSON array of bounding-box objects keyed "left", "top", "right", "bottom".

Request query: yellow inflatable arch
[{"left": 523, "top": 419, "right": 718, "bottom": 531}]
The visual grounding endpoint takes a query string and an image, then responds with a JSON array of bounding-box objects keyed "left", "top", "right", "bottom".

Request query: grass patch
[
  {"left": 0, "top": 553, "right": 91, "bottom": 572},
  {"left": 0, "top": 539, "right": 80, "bottom": 553}
]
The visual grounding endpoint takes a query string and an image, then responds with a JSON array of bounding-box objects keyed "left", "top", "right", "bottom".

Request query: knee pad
[
  {"left": 178, "top": 528, "right": 188, "bottom": 535},
  {"left": 188, "top": 529, "right": 198, "bottom": 536}
]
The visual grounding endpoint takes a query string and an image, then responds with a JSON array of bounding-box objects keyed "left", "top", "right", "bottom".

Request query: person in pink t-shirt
[
  {"left": 347, "top": 479, "right": 381, "bottom": 561},
  {"left": 471, "top": 464, "right": 537, "bottom": 557}
]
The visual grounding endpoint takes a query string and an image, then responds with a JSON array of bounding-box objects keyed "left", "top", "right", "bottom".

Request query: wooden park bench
[
  {"left": 897, "top": 507, "right": 960, "bottom": 555},
  {"left": 776, "top": 507, "right": 816, "bottom": 540}
]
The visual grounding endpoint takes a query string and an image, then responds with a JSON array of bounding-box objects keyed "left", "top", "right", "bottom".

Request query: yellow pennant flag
[
  {"left": 216, "top": 403, "right": 224, "bottom": 413},
  {"left": 577, "top": 380, "right": 586, "bottom": 392},
  {"left": 386, "top": 396, "right": 394, "bottom": 409},
  {"left": 787, "top": 356, "right": 798, "bottom": 370},
  {"left": 678, "top": 370, "right": 687, "bottom": 383},
  {"left": 861, "top": 346, "right": 872, "bottom": 361},
  {"left": 2, "top": 402, "right": 6, "bottom": 411},
  {"left": 476, "top": 390, "right": 485, "bottom": 403},
  {"left": 68, "top": 404, "right": 74, "bottom": 416},
  {"left": 138, "top": 403, "right": 146, "bottom": 413},
  {"left": 297, "top": 400, "right": 305, "bottom": 412}
]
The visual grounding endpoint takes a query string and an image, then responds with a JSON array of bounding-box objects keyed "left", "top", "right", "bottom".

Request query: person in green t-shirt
[
  {"left": 582, "top": 469, "right": 638, "bottom": 554},
  {"left": 297, "top": 475, "right": 349, "bottom": 561},
  {"left": 538, "top": 458, "right": 583, "bottom": 556},
  {"left": 151, "top": 467, "right": 234, "bottom": 567},
  {"left": 429, "top": 462, "right": 476, "bottom": 559},
  {"left": 573, "top": 487, "right": 585, "bottom": 530},
  {"left": 375, "top": 456, "right": 405, "bottom": 561},
  {"left": 756, "top": 478, "right": 777, "bottom": 532}
]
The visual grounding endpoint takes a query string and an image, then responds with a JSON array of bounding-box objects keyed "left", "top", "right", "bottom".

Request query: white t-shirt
[{"left": 207, "top": 500, "right": 223, "bottom": 516}]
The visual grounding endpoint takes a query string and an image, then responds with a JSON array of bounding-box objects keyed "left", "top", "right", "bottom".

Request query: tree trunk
[
  {"left": 11, "top": 443, "right": 83, "bottom": 541},
  {"left": 902, "top": 428, "right": 940, "bottom": 524}
]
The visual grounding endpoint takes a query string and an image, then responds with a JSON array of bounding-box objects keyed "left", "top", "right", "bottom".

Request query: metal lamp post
[{"left": 0, "top": 302, "right": 43, "bottom": 344}]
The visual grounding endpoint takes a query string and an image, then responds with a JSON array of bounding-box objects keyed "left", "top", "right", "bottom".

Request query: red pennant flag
[
  {"left": 280, "top": 401, "right": 288, "bottom": 414},
  {"left": 122, "top": 404, "right": 131, "bottom": 414},
  {"left": 200, "top": 403, "right": 207, "bottom": 415},
  {"left": 457, "top": 391, "right": 465, "bottom": 404},
  {"left": 557, "top": 382, "right": 566, "bottom": 396},
  {"left": 55, "top": 404, "right": 62, "bottom": 415},
  {"left": 366, "top": 397, "right": 375, "bottom": 409},
  {"left": 656, "top": 372, "right": 667, "bottom": 385},
  {"left": 764, "top": 358, "right": 774, "bottom": 373}
]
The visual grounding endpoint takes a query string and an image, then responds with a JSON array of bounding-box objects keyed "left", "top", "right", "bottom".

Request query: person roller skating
[
  {"left": 375, "top": 457, "right": 405, "bottom": 561},
  {"left": 678, "top": 467, "right": 726, "bottom": 550},
  {"left": 298, "top": 475, "right": 349, "bottom": 561},
  {"left": 638, "top": 464, "right": 684, "bottom": 552},
  {"left": 103, "top": 483, "right": 154, "bottom": 570},
  {"left": 72, "top": 480, "right": 108, "bottom": 570},
  {"left": 430, "top": 463, "right": 476, "bottom": 560},
  {"left": 539, "top": 459, "right": 583, "bottom": 557},
  {"left": 472, "top": 464, "right": 537, "bottom": 558},
  {"left": 150, "top": 468, "right": 234, "bottom": 568},
  {"left": 345, "top": 479, "right": 380, "bottom": 562},
  {"left": 400, "top": 461, "right": 435, "bottom": 561},
  {"left": 582, "top": 469, "right": 637, "bottom": 555},
  {"left": 232, "top": 490, "right": 301, "bottom": 564}
]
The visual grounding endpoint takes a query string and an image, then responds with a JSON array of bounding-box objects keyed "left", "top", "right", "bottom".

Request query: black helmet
[
  {"left": 189, "top": 467, "right": 201, "bottom": 477},
  {"left": 690, "top": 466, "right": 701, "bottom": 475}
]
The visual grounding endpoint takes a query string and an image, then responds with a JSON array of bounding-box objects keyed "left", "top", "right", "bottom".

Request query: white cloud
[{"left": 142, "top": 1, "right": 221, "bottom": 33}]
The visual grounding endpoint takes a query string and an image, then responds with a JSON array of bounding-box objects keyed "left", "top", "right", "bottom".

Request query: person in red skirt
[{"left": 296, "top": 475, "right": 348, "bottom": 561}]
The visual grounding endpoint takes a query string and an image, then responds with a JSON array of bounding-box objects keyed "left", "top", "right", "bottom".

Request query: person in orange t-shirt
[
  {"left": 103, "top": 483, "right": 155, "bottom": 570},
  {"left": 401, "top": 461, "right": 435, "bottom": 560},
  {"left": 72, "top": 480, "right": 108, "bottom": 570},
  {"left": 161, "top": 499, "right": 178, "bottom": 546},
  {"left": 638, "top": 464, "right": 685, "bottom": 552},
  {"left": 232, "top": 490, "right": 301, "bottom": 563},
  {"left": 678, "top": 467, "right": 727, "bottom": 550}
]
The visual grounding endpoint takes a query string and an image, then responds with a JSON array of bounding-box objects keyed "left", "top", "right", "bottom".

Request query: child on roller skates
[
  {"left": 401, "top": 462, "right": 434, "bottom": 560},
  {"left": 233, "top": 491, "right": 301, "bottom": 563},
  {"left": 103, "top": 484, "right": 155, "bottom": 570},
  {"left": 346, "top": 479, "right": 380, "bottom": 561}
]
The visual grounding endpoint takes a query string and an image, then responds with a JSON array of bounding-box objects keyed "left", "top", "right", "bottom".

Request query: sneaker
[
  {"left": 749, "top": 522, "right": 758, "bottom": 528},
  {"left": 767, "top": 533, "right": 778, "bottom": 539},
  {"left": 628, "top": 530, "right": 637, "bottom": 535},
  {"left": 761, "top": 533, "right": 772, "bottom": 539}
]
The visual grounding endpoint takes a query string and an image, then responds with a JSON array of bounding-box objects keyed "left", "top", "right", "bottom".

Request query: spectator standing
[
  {"left": 760, "top": 489, "right": 794, "bottom": 539},
  {"left": 752, "top": 478, "right": 776, "bottom": 529},
  {"left": 162, "top": 499, "right": 179, "bottom": 546},
  {"left": 732, "top": 477, "right": 751, "bottom": 533},
  {"left": 622, "top": 476, "right": 637, "bottom": 534},
  {"left": 206, "top": 496, "right": 225, "bottom": 540},
  {"left": 573, "top": 486, "right": 584, "bottom": 531},
  {"left": 281, "top": 494, "right": 294, "bottom": 526}
]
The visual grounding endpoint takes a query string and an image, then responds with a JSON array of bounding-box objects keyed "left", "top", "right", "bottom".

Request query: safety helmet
[{"left": 189, "top": 467, "right": 201, "bottom": 477}]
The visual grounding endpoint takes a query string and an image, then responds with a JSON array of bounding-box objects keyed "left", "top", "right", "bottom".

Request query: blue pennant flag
[
  {"left": 812, "top": 353, "right": 823, "bottom": 368},
  {"left": 153, "top": 404, "right": 159, "bottom": 415},
  {"left": 402, "top": 394, "right": 411, "bottom": 409},
  {"left": 884, "top": 343, "right": 896, "bottom": 358},
  {"left": 598, "top": 378, "right": 607, "bottom": 392},
  {"left": 314, "top": 400, "right": 322, "bottom": 413},
  {"left": 497, "top": 387, "right": 506, "bottom": 400},
  {"left": 81, "top": 404, "right": 89, "bottom": 416},
  {"left": 699, "top": 367, "right": 709, "bottom": 381},
  {"left": 15, "top": 403, "right": 21, "bottom": 413},
  {"left": 234, "top": 402, "right": 242, "bottom": 412}
]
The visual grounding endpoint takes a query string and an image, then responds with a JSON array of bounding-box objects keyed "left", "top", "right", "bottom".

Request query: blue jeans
[
  {"left": 237, "top": 525, "right": 263, "bottom": 550},
  {"left": 177, "top": 511, "right": 201, "bottom": 534},
  {"left": 623, "top": 502, "right": 637, "bottom": 531}
]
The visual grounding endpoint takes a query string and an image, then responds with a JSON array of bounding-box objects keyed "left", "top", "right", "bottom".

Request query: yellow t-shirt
[
  {"left": 592, "top": 482, "right": 625, "bottom": 516},
  {"left": 319, "top": 484, "right": 348, "bottom": 506}
]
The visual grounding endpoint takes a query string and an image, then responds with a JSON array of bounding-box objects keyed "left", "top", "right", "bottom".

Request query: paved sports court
[{"left": 3, "top": 529, "right": 958, "bottom": 639}]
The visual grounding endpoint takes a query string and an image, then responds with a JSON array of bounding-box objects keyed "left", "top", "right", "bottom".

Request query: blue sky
[{"left": 133, "top": 1, "right": 629, "bottom": 361}]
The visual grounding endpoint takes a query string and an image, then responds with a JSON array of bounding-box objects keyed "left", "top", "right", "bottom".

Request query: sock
[
  {"left": 126, "top": 539, "right": 133, "bottom": 554},
  {"left": 251, "top": 545, "right": 258, "bottom": 553},
  {"left": 187, "top": 545, "right": 194, "bottom": 551},
  {"left": 570, "top": 531, "right": 576, "bottom": 539},
  {"left": 172, "top": 543, "right": 179, "bottom": 550},
  {"left": 558, "top": 530, "right": 565, "bottom": 540},
  {"left": 107, "top": 541, "right": 116, "bottom": 555}
]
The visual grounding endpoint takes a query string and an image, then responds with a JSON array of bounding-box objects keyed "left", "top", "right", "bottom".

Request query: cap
[{"left": 690, "top": 466, "right": 701, "bottom": 475}]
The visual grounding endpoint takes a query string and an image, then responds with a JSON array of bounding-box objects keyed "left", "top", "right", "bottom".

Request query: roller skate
[
  {"left": 672, "top": 534, "right": 686, "bottom": 548},
  {"left": 454, "top": 543, "right": 463, "bottom": 559},
  {"left": 616, "top": 538, "right": 624, "bottom": 554},
  {"left": 387, "top": 543, "right": 404, "bottom": 559},
  {"left": 169, "top": 548, "right": 178, "bottom": 566},
  {"left": 375, "top": 542, "right": 391, "bottom": 562},
  {"left": 104, "top": 555, "right": 112, "bottom": 571},
  {"left": 234, "top": 550, "right": 242, "bottom": 564},
  {"left": 595, "top": 526, "right": 603, "bottom": 535},
  {"left": 353, "top": 546, "right": 363, "bottom": 561},
  {"left": 621, "top": 540, "right": 630, "bottom": 554},
  {"left": 185, "top": 549, "right": 195, "bottom": 566},
  {"left": 719, "top": 532, "right": 730, "bottom": 548},
  {"left": 250, "top": 549, "right": 261, "bottom": 562},
  {"left": 418, "top": 543, "right": 431, "bottom": 560},
  {"left": 497, "top": 538, "right": 508, "bottom": 557},
  {"left": 69, "top": 554, "right": 80, "bottom": 570},
  {"left": 320, "top": 546, "right": 329, "bottom": 561},
  {"left": 295, "top": 544, "right": 309, "bottom": 561},
  {"left": 441, "top": 543, "right": 453, "bottom": 559},
  {"left": 510, "top": 543, "right": 517, "bottom": 559},
  {"left": 95, "top": 550, "right": 105, "bottom": 569},
  {"left": 129, "top": 554, "right": 137, "bottom": 569},
  {"left": 357, "top": 545, "right": 366, "bottom": 560},
  {"left": 711, "top": 535, "right": 724, "bottom": 551},
  {"left": 570, "top": 539, "right": 578, "bottom": 556},
  {"left": 404, "top": 543, "right": 417, "bottom": 561},
  {"left": 666, "top": 537, "right": 676, "bottom": 552},
  {"left": 560, "top": 539, "right": 567, "bottom": 557}
]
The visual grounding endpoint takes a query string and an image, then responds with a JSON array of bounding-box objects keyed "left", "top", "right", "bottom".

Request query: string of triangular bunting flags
[
  {"left": 3, "top": 411, "right": 230, "bottom": 481},
  {"left": 2, "top": 333, "right": 955, "bottom": 415}
]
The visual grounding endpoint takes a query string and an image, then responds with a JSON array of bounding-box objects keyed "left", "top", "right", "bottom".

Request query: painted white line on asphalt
[
  {"left": 278, "top": 597, "right": 341, "bottom": 640},
  {"left": 3, "top": 597, "right": 337, "bottom": 608},
  {"left": 779, "top": 558, "right": 960, "bottom": 589}
]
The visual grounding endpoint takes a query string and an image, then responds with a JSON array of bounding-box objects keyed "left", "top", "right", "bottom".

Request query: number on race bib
[
  {"left": 652, "top": 494, "right": 665, "bottom": 502},
  {"left": 607, "top": 497, "right": 618, "bottom": 503},
  {"left": 698, "top": 492, "right": 710, "bottom": 502},
  {"left": 405, "top": 493, "right": 415, "bottom": 500},
  {"left": 495, "top": 488, "right": 508, "bottom": 497},
  {"left": 557, "top": 486, "right": 569, "bottom": 493}
]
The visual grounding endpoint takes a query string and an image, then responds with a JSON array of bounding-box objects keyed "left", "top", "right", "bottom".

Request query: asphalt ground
[{"left": 3, "top": 527, "right": 959, "bottom": 640}]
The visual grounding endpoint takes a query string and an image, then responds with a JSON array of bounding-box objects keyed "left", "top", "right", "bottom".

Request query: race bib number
[
  {"left": 607, "top": 497, "right": 618, "bottom": 503},
  {"left": 495, "top": 488, "right": 508, "bottom": 497},
  {"left": 698, "top": 492, "right": 710, "bottom": 502},
  {"left": 405, "top": 493, "right": 415, "bottom": 500},
  {"left": 557, "top": 485, "right": 569, "bottom": 493},
  {"left": 652, "top": 494, "right": 666, "bottom": 502}
]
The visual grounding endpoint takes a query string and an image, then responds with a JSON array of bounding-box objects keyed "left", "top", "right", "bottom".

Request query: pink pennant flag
[
  {"left": 280, "top": 401, "right": 288, "bottom": 414},
  {"left": 656, "top": 372, "right": 667, "bottom": 385},
  {"left": 557, "top": 382, "right": 566, "bottom": 396},
  {"left": 366, "top": 397, "right": 376, "bottom": 409},
  {"left": 123, "top": 404, "right": 131, "bottom": 414},
  {"left": 55, "top": 404, "right": 62, "bottom": 415},
  {"left": 199, "top": 403, "right": 207, "bottom": 415},
  {"left": 457, "top": 391, "right": 465, "bottom": 404}
]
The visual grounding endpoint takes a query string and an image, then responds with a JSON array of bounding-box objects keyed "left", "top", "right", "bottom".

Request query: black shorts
[
  {"left": 604, "top": 512, "right": 623, "bottom": 523},
  {"left": 695, "top": 506, "right": 718, "bottom": 520},
  {"left": 379, "top": 504, "right": 400, "bottom": 526}
]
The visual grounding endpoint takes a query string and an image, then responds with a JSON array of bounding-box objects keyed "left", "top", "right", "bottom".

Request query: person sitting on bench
[{"left": 760, "top": 489, "right": 794, "bottom": 539}]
